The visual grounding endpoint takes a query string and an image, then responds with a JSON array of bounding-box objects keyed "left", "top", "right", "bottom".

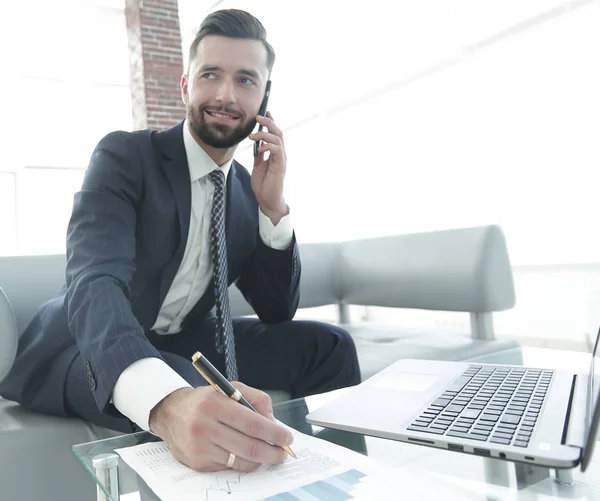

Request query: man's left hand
[{"left": 249, "top": 112, "right": 289, "bottom": 226}]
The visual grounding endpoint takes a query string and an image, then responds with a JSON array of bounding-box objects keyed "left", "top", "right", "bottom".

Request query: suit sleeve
[
  {"left": 65, "top": 132, "right": 163, "bottom": 415},
  {"left": 234, "top": 230, "right": 301, "bottom": 324}
]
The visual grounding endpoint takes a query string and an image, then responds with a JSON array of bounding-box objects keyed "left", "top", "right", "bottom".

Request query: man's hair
[{"left": 188, "top": 9, "right": 275, "bottom": 73}]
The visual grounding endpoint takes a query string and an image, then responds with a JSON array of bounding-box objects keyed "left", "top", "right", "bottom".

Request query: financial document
[{"left": 115, "top": 427, "right": 484, "bottom": 501}]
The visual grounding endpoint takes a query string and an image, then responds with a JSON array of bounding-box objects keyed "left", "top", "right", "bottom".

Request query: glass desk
[{"left": 74, "top": 347, "right": 600, "bottom": 501}]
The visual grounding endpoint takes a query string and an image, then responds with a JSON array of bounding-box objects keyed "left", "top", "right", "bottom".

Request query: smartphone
[{"left": 254, "top": 80, "right": 272, "bottom": 156}]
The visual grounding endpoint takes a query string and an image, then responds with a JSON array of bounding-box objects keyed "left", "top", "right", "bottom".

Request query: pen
[{"left": 191, "top": 351, "right": 296, "bottom": 458}]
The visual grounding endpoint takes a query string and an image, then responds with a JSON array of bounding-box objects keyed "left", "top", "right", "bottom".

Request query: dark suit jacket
[{"left": 0, "top": 122, "right": 301, "bottom": 416}]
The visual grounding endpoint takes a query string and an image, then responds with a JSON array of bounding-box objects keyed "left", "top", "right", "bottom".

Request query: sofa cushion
[
  {"left": 0, "top": 397, "right": 122, "bottom": 501},
  {"left": 346, "top": 323, "right": 523, "bottom": 380}
]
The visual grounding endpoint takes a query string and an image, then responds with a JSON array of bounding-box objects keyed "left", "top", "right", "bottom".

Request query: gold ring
[{"left": 226, "top": 452, "right": 236, "bottom": 469}]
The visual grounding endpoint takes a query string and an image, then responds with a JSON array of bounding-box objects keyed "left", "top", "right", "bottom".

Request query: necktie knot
[{"left": 209, "top": 169, "right": 225, "bottom": 190}]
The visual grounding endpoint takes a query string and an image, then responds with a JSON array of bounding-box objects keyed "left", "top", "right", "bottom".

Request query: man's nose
[{"left": 215, "top": 79, "right": 236, "bottom": 103}]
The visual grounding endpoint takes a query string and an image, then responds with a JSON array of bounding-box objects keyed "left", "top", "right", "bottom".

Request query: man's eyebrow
[
  {"left": 238, "top": 69, "right": 260, "bottom": 80},
  {"left": 198, "top": 65, "right": 222, "bottom": 73}
]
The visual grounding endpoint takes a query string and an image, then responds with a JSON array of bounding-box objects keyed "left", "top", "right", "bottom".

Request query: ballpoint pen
[{"left": 191, "top": 351, "right": 296, "bottom": 458}]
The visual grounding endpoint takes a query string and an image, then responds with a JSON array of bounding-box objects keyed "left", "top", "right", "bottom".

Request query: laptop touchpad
[{"left": 372, "top": 372, "right": 441, "bottom": 392}]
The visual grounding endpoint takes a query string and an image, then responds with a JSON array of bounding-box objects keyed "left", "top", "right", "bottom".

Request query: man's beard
[{"left": 187, "top": 104, "right": 256, "bottom": 149}]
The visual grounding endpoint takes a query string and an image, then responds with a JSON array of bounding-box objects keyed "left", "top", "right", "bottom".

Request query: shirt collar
[{"left": 182, "top": 119, "right": 233, "bottom": 182}]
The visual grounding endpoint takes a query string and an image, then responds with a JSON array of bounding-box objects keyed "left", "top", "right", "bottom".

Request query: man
[{"left": 0, "top": 9, "right": 360, "bottom": 472}]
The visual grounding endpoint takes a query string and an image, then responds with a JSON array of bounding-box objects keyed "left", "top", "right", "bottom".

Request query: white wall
[{"left": 1, "top": 0, "right": 132, "bottom": 256}]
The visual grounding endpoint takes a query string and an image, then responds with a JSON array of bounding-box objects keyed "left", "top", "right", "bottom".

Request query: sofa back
[
  {"left": 338, "top": 224, "right": 514, "bottom": 312},
  {"left": 230, "top": 224, "right": 515, "bottom": 316}
]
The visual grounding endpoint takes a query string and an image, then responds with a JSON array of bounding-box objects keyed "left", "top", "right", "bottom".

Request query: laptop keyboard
[{"left": 408, "top": 365, "right": 554, "bottom": 448}]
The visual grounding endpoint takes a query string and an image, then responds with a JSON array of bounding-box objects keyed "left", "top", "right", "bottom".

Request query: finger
[
  {"left": 257, "top": 143, "right": 284, "bottom": 161},
  {"left": 214, "top": 424, "right": 287, "bottom": 466},
  {"left": 218, "top": 447, "right": 261, "bottom": 472},
  {"left": 256, "top": 114, "right": 284, "bottom": 141},
  {"left": 179, "top": 442, "right": 261, "bottom": 473},
  {"left": 171, "top": 441, "right": 231, "bottom": 473},
  {"left": 253, "top": 145, "right": 265, "bottom": 166},
  {"left": 231, "top": 382, "right": 277, "bottom": 422},
  {"left": 248, "top": 130, "right": 281, "bottom": 146},
  {"left": 220, "top": 390, "right": 293, "bottom": 447},
  {"left": 232, "top": 381, "right": 273, "bottom": 416},
  {"left": 175, "top": 420, "right": 263, "bottom": 473}
]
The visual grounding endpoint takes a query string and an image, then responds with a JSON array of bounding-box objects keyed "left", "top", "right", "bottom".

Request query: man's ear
[{"left": 181, "top": 74, "right": 189, "bottom": 106}]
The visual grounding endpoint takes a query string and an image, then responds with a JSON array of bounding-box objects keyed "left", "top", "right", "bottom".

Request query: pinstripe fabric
[
  {"left": 65, "top": 352, "right": 135, "bottom": 433},
  {"left": 65, "top": 349, "right": 209, "bottom": 432},
  {"left": 208, "top": 170, "right": 237, "bottom": 381},
  {"left": 71, "top": 280, "right": 164, "bottom": 414}
]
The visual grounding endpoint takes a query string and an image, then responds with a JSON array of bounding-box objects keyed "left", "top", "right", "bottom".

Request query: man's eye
[
  {"left": 201, "top": 73, "right": 217, "bottom": 79},
  {"left": 240, "top": 77, "right": 254, "bottom": 85}
]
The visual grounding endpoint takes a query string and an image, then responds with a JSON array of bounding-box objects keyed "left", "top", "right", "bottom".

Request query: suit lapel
[{"left": 154, "top": 122, "right": 192, "bottom": 306}]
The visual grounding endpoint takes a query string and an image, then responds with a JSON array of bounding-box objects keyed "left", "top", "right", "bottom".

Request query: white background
[{"left": 3, "top": 0, "right": 600, "bottom": 348}]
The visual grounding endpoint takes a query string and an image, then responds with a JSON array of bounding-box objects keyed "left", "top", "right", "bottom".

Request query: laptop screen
[
  {"left": 581, "top": 325, "right": 600, "bottom": 471},
  {"left": 589, "top": 327, "right": 600, "bottom": 423}
]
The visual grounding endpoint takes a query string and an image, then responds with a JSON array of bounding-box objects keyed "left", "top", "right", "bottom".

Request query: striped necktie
[{"left": 208, "top": 170, "right": 238, "bottom": 380}]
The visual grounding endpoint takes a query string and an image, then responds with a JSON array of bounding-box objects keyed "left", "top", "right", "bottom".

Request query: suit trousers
[{"left": 64, "top": 318, "right": 360, "bottom": 433}]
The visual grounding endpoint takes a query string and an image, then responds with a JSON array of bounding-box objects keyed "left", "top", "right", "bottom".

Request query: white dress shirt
[{"left": 112, "top": 121, "right": 293, "bottom": 431}]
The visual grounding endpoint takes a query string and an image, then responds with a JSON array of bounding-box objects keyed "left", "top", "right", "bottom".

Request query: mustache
[{"left": 200, "top": 105, "right": 244, "bottom": 118}]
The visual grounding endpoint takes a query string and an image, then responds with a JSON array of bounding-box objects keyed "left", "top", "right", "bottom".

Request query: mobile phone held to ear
[{"left": 254, "top": 80, "right": 272, "bottom": 157}]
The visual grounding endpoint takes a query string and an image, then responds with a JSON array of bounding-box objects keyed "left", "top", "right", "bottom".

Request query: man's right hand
[{"left": 148, "top": 382, "right": 294, "bottom": 472}]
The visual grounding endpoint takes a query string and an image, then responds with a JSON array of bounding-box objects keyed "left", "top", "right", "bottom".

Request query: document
[
  {"left": 116, "top": 427, "right": 486, "bottom": 501},
  {"left": 116, "top": 427, "right": 397, "bottom": 501}
]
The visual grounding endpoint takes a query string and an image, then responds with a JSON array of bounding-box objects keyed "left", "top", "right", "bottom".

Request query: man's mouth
[{"left": 204, "top": 109, "right": 240, "bottom": 121}]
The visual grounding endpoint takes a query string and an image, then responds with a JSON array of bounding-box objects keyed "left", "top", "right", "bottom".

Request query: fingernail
[{"left": 269, "top": 412, "right": 275, "bottom": 421}]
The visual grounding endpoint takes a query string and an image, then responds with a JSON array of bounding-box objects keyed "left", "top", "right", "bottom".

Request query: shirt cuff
[
  {"left": 112, "top": 357, "right": 191, "bottom": 432},
  {"left": 258, "top": 207, "right": 293, "bottom": 250}
]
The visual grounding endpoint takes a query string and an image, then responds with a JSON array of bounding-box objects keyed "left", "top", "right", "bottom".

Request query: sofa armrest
[
  {"left": 338, "top": 224, "right": 515, "bottom": 318},
  {"left": 0, "top": 287, "right": 18, "bottom": 384},
  {"left": 0, "top": 254, "right": 67, "bottom": 336}
]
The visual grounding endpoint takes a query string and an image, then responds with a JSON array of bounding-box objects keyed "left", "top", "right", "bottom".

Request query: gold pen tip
[
  {"left": 191, "top": 352, "right": 201, "bottom": 362},
  {"left": 284, "top": 446, "right": 297, "bottom": 458}
]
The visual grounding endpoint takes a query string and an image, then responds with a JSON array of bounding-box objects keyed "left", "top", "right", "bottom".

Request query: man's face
[{"left": 182, "top": 35, "right": 270, "bottom": 149}]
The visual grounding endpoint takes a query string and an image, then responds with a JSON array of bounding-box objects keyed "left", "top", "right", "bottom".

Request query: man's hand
[
  {"left": 249, "top": 112, "right": 289, "bottom": 226},
  {"left": 148, "top": 382, "right": 294, "bottom": 472}
]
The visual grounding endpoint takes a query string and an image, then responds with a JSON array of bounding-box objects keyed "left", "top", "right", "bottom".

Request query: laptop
[{"left": 306, "top": 327, "right": 600, "bottom": 470}]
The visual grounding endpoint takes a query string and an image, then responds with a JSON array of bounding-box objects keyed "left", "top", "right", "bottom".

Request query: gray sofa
[{"left": 0, "top": 224, "right": 522, "bottom": 501}]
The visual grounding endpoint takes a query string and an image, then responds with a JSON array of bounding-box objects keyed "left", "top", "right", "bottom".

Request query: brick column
[{"left": 125, "top": 0, "right": 186, "bottom": 130}]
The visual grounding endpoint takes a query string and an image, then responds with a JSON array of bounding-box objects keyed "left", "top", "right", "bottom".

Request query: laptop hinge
[{"left": 563, "top": 373, "right": 586, "bottom": 449}]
